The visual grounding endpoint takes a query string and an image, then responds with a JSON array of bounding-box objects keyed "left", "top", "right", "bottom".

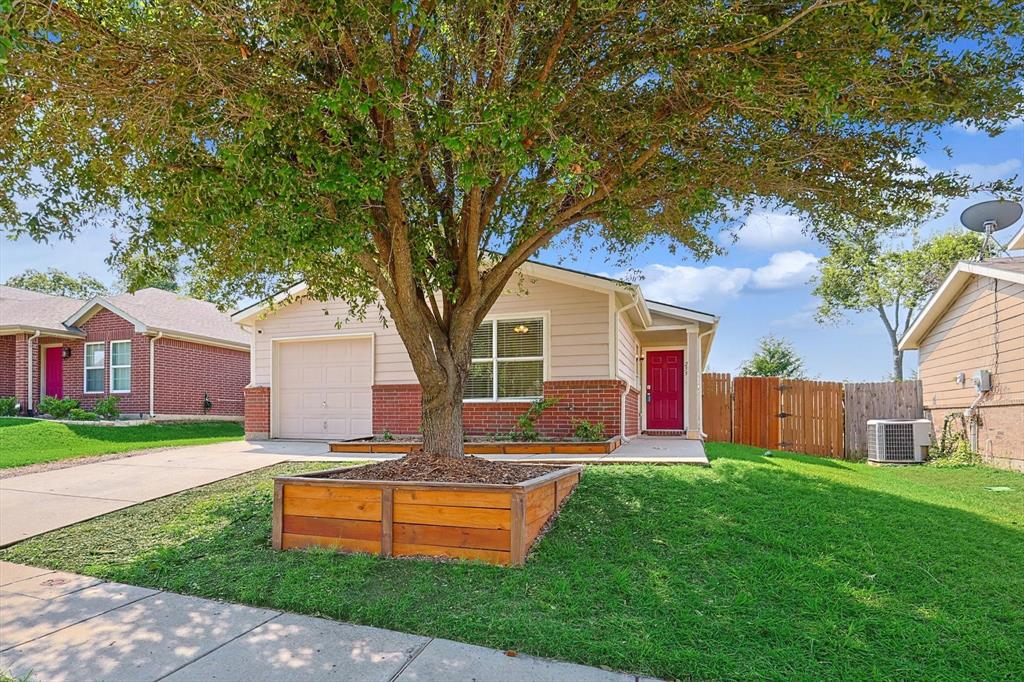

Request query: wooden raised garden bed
[
  {"left": 272, "top": 464, "right": 583, "bottom": 566},
  {"left": 329, "top": 436, "right": 621, "bottom": 455}
]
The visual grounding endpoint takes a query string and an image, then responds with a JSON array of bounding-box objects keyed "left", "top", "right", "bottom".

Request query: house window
[
  {"left": 84, "top": 342, "right": 104, "bottom": 393},
  {"left": 466, "top": 317, "right": 545, "bottom": 401},
  {"left": 110, "top": 340, "right": 131, "bottom": 393}
]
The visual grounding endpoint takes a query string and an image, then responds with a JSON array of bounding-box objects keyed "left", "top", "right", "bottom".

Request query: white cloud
[
  {"left": 722, "top": 212, "right": 813, "bottom": 250},
  {"left": 621, "top": 250, "right": 818, "bottom": 305},
  {"left": 638, "top": 264, "right": 752, "bottom": 304},
  {"left": 953, "top": 158, "right": 1021, "bottom": 183},
  {"left": 749, "top": 250, "right": 819, "bottom": 290},
  {"left": 954, "top": 118, "right": 1023, "bottom": 135}
]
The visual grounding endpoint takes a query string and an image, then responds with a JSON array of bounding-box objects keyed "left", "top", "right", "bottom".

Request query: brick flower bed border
[
  {"left": 273, "top": 464, "right": 583, "bottom": 566},
  {"left": 329, "top": 436, "right": 621, "bottom": 455}
]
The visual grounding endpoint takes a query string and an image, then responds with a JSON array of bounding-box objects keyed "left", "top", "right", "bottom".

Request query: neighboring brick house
[
  {"left": 0, "top": 286, "right": 250, "bottom": 418},
  {"left": 899, "top": 237, "right": 1024, "bottom": 471},
  {"left": 232, "top": 260, "right": 719, "bottom": 442}
]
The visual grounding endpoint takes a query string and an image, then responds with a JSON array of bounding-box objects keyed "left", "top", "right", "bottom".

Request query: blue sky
[{"left": 2, "top": 121, "right": 1022, "bottom": 381}]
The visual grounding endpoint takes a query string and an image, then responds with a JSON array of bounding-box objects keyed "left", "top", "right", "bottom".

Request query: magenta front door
[
  {"left": 646, "top": 350, "right": 683, "bottom": 430},
  {"left": 45, "top": 346, "right": 64, "bottom": 398}
]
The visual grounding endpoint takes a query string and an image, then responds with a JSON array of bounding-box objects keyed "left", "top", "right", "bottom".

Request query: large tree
[
  {"left": 4, "top": 267, "right": 110, "bottom": 299},
  {"left": 2, "top": 2, "right": 1022, "bottom": 457},
  {"left": 813, "top": 230, "right": 985, "bottom": 380}
]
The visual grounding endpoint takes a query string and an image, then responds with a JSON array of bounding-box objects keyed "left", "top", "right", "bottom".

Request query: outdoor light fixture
[
  {"left": 513, "top": 324, "right": 530, "bottom": 334},
  {"left": 62, "top": 347, "right": 72, "bottom": 359}
]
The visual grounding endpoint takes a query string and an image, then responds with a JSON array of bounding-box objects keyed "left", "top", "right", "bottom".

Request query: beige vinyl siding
[
  {"left": 252, "top": 273, "right": 611, "bottom": 385},
  {"left": 616, "top": 311, "right": 640, "bottom": 388},
  {"left": 918, "top": 275, "right": 1024, "bottom": 409}
]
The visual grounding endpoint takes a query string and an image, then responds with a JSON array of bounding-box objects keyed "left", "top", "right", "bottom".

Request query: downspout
[
  {"left": 27, "top": 330, "right": 40, "bottom": 413},
  {"left": 615, "top": 291, "right": 643, "bottom": 440},
  {"left": 149, "top": 332, "right": 163, "bottom": 417}
]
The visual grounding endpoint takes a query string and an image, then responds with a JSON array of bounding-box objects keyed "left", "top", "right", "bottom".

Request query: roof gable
[
  {"left": 0, "top": 286, "right": 86, "bottom": 337},
  {"left": 899, "top": 258, "right": 1024, "bottom": 350}
]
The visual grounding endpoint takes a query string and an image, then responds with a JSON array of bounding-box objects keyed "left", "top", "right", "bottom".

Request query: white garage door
[{"left": 275, "top": 337, "right": 373, "bottom": 440}]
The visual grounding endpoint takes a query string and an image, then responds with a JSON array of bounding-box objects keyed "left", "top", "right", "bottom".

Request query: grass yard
[
  {"left": 0, "top": 417, "right": 244, "bottom": 468},
  {"left": 3, "top": 443, "right": 1023, "bottom": 680}
]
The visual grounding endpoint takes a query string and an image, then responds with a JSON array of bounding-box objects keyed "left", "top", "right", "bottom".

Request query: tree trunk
[
  {"left": 892, "top": 349, "right": 904, "bottom": 382},
  {"left": 420, "top": 372, "right": 467, "bottom": 458}
]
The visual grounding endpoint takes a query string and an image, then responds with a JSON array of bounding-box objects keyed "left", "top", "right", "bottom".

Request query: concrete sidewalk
[
  {"left": 0, "top": 562, "right": 652, "bottom": 682},
  {"left": 0, "top": 440, "right": 339, "bottom": 547}
]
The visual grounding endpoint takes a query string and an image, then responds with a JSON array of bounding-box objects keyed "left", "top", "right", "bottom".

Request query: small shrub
[
  {"left": 930, "top": 412, "right": 981, "bottom": 467},
  {"left": 0, "top": 396, "right": 16, "bottom": 416},
  {"left": 380, "top": 429, "right": 395, "bottom": 441},
  {"left": 93, "top": 395, "right": 121, "bottom": 419},
  {"left": 573, "top": 419, "right": 606, "bottom": 441},
  {"left": 68, "top": 408, "right": 100, "bottom": 421},
  {"left": 513, "top": 397, "right": 559, "bottom": 441},
  {"left": 37, "top": 396, "right": 79, "bottom": 419}
]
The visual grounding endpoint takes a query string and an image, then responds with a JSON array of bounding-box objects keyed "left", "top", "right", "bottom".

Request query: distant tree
[
  {"left": 814, "top": 230, "right": 984, "bottom": 381},
  {"left": 115, "top": 252, "right": 180, "bottom": 293},
  {"left": 740, "top": 335, "right": 807, "bottom": 378},
  {"left": 4, "top": 267, "right": 109, "bottom": 299}
]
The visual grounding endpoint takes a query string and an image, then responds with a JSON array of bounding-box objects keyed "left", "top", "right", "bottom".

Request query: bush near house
[
  {"left": 36, "top": 396, "right": 80, "bottom": 419},
  {"left": 0, "top": 397, "right": 16, "bottom": 417}
]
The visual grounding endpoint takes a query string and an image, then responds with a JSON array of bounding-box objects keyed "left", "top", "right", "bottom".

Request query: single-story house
[
  {"left": 899, "top": 245, "right": 1023, "bottom": 471},
  {"left": 0, "top": 286, "right": 250, "bottom": 418},
  {"left": 232, "top": 261, "right": 719, "bottom": 442}
]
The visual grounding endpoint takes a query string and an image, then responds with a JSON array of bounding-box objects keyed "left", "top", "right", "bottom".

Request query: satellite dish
[{"left": 959, "top": 199, "right": 1022, "bottom": 260}]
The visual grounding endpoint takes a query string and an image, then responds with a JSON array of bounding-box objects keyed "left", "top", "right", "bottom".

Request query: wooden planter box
[
  {"left": 329, "top": 437, "right": 621, "bottom": 456},
  {"left": 272, "top": 465, "right": 583, "bottom": 566}
]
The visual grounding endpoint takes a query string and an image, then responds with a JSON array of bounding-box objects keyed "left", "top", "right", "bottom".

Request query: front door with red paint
[
  {"left": 45, "top": 346, "right": 64, "bottom": 398},
  {"left": 646, "top": 350, "right": 683, "bottom": 430}
]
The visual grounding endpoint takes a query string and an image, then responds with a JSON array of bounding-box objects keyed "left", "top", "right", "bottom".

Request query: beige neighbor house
[
  {"left": 232, "top": 260, "right": 719, "bottom": 443},
  {"left": 899, "top": 226, "right": 1024, "bottom": 471}
]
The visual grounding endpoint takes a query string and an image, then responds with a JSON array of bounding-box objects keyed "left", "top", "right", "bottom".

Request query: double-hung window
[
  {"left": 84, "top": 342, "right": 105, "bottom": 393},
  {"left": 466, "top": 316, "right": 545, "bottom": 401},
  {"left": 110, "top": 340, "right": 132, "bottom": 393}
]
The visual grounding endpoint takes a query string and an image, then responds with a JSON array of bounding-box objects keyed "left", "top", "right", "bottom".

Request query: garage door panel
[{"left": 276, "top": 337, "right": 373, "bottom": 440}]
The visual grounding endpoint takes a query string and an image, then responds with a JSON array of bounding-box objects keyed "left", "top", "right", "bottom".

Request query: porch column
[{"left": 685, "top": 328, "right": 703, "bottom": 440}]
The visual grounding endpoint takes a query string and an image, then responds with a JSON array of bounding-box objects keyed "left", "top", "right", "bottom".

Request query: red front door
[
  {"left": 45, "top": 346, "right": 64, "bottom": 398},
  {"left": 646, "top": 350, "right": 683, "bottom": 430}
]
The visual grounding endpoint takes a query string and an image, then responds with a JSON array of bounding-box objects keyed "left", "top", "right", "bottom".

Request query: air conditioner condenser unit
[{"left": 866, "top": 419, "right": 932, "bottom": 464}]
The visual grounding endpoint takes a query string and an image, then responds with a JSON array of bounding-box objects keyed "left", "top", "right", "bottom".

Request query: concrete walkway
[
  {"left": 0, "top": 440, "right": 339, "bottom": 547},
  {"left": 0, "top": 562, "right": 653, "bottom": 682}
]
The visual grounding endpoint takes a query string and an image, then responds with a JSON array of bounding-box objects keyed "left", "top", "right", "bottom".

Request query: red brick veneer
[
  {"left": 372, "top": 380, "right": 628, "bottom": 439},
  {"left": 244, "top": 386, "right": 271, "bottom": 438},
  {"left": 0, "top": 335, "right": 16, "bottom": 397},
  {"left": 153, "top": 338, "right": 248, "bottom": 416},
  {"left": 625, "top": 387, "right": 641, "bottom": 437}
]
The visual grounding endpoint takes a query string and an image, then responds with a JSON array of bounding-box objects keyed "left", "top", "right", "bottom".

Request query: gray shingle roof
[
  {"left": 0, "top": 286, "right": 85, "bottom": 335},
  {"left": 1, "top": 285, "right": 248, "bottom": 347}
]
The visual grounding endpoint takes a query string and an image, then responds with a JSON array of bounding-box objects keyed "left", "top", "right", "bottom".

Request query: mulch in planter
[{"left": 322, "top": 452, "right": 565, "bottom": 485}]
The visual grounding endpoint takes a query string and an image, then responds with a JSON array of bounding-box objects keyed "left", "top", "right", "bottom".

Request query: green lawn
[
  {"left": 0, "top": 417, "right": 244, "bottom": 468},
  {"left": 3, "top": 443, "right": 1023, "bottom": 680}
]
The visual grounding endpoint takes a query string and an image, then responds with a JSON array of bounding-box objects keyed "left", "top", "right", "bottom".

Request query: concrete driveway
[{"left": 0, "top": 440, "right": 338, "bottom": 547}]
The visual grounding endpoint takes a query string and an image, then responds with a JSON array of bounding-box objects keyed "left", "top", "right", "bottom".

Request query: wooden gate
[
  {"left": 733, "top": 376, "right": 780, "bottom": 449},
  {"left": 778, "top": 380, "right": 845, "bottom": 457},
  {"left": 702, "top": 373, "right": 733, "bottom": 442}
]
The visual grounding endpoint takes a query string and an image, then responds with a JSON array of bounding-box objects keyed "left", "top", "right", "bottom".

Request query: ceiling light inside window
[{"left": 513, "top": 324, "right": 530, "bottom": 334}]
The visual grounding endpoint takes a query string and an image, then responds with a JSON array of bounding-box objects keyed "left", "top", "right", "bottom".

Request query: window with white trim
[
  {"left": 84, "top": 342, "right": 104, "bottom": 393},
  {"left": 110, "top": 340, "right": 131, "bottom": 393},
  {"left": 466, "top": 317, "right": 544, "bottom": 401}
]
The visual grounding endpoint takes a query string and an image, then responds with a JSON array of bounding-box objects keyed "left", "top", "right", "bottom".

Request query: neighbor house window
[
  {"left": 110, "top": 340, "right": 131, "bottom": 393},
  {"left": 84, "top": 342, "right": 104, "bottom": 393},
  {"left": 466, "top": 317, "right": 545, "bottom": 401}
]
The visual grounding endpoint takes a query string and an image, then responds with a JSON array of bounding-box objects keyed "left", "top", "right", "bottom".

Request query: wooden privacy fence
[
  {"left": 844, "top": 381, "right": 923, "bottom": 458},
  {"left": 702, "top": 375, "right": 923, "bottom": 459}
]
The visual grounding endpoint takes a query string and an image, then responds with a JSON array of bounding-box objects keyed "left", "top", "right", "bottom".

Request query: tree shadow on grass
[
  {"left": 707, "top": 441, "right": 856, "bottom": 470},
  {"left": 4, "top": 462, "right": 1023, "bottom": 681}
]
